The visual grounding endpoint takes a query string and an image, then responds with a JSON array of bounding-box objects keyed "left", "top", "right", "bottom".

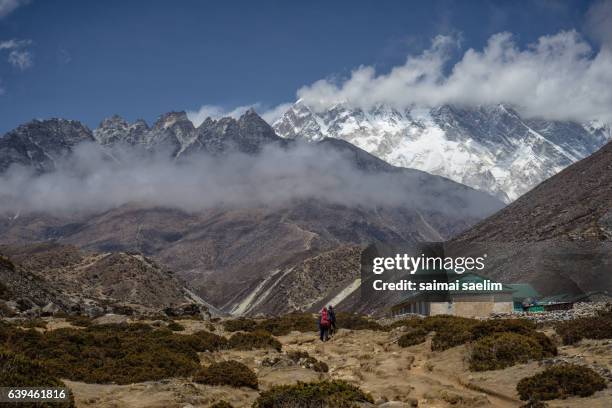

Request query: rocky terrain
[
  {"left": 274, "top": 101, "right": 612, "bottom": 202},
  {"left": 0, "top": 243, "right": 213, "bottom": 318},
  {"left": 448, "top": 140, "right": 612, "bottom": 297},
  {"left": 2, "top": 312, "right": 609, "bottom": 408}
]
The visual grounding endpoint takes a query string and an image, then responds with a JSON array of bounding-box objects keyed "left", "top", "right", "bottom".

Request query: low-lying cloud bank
[
  {"left": 0, "top": 142, "right": 501, "bottom": 217},
  {"left": 297, "top": 30, "right": 612, "bottom": 123}
]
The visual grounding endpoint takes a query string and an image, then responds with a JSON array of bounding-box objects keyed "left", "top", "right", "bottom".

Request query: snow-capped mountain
[{"left": 273, "top": 101, "right": 612, "bottom": 202}]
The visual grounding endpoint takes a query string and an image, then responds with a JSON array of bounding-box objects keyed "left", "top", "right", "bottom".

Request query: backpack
[{"left": 320, "top": 308, "right": 330, "bottom": 327}]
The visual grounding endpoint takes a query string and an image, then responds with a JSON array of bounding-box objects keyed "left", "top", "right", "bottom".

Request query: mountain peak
[
  {"left": 239, "top": 108, "right": 266, "bottom": 123},
  {"left": 0, "top": 118, "right": 94, "bottom": 172},
  {"left": 153, "top": 111, "right": 191, "bottom": 130},
  {"left": 98, "top": 114, "right": 129, "bottom": 130}
]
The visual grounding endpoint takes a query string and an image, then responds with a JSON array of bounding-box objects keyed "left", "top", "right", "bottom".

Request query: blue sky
[{"left": 0, "top": 0, "right": 608, "bottom": 133}]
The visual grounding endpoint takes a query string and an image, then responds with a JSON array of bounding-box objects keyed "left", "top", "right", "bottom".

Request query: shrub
[
  {"left": 398, "top": 327, "right": 428, "bottom": 347},
  {"left": 17, "top": 318, "right": 48, "bottom": 329},
  {"left": 167, "top": 321, "right": 185, "bottom": 331},
  {"left": 470, "top": 319, "right": 536, "bottom": 339},
  {"left": 422, "top": 315, "right": 476, "bottom": 332},
  {"left": 386, "top": 317, "right": 424, "bottom": 330},
  {"left": 223, "top": 313, "right": 316, "bottom": 336},
  {"left": 431, "top": 327, "right": 472, "bottom": 351},
  {"left": 229, "top": 331, "right": 282, "bottom": 352},
  {"left": 388, "top": 315, "right": 478, "bottom": 351},
  {"left": 430, "top": 317, "right": 476, "bottom": 351},
  {"left": 0, "top": 301, "right": 15, "bottom": 317},
  {"left": 392, "top": 316, "right": 555, "bottom": 354},
  {"left": 210, "top": 402, "right": 234, "bottom": 408},
  {"left": 194, "top": 360, "right": 258, "bottom": 389},
  {"left": 172, "top": 330, "right": 228, "bottom": 352},
  {"left": 335, "top": 312, "right": 383, "bottom": 331},
  {"left": 517, "top": 364, "right": 606, "bottom": 401},
  {"left": 286, "top": 350, "right": 308, "bottom": 362},
  {"left": 531, "top": 332, "right": 558, "bottom": 357},
  {"left": 469, "top": 333, "right": 554, "bottom": 371},
  {"left": 555, "top": 315, "right": 612, "bottom": 345},
  {"left": 223, "top": 318, "right": 257, "bottom": 333},
  {"left": 286, "top": 350, "right": 328, "bottom": 372},
  {"left": 253, "top": 380, "right": 373, "bottom": 408},
  {"left": 256, "top": 313, "right": 317, "bottom": 336},
  {"left": 0, "top": 281, "right": 11, "bottom": 300},
  {"left": 0, "top": 255, "right": 15, "bottom": 271},
  {"left": 0, "top": 323, "right": 205, "bottom": 384},
  {"left": 312, "top": 360, "right": 329, "bottom": 373},
  {"left": 0, "top": 349, "right": 75, "bottom": 407},
  {"left": 65, "top": 315, "right": 93, "bottom": 327},
  {"left": 520, "top": 401, "right": 548, "bottom": 408}
]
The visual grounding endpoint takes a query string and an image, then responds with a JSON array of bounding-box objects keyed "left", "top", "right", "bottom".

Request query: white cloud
[
  {"left": 187, "top": 102, "right": 292, "bottom": 127},
  {"left": 0, "top": 0, "right": 28, "bottom": 19},
  {"left": 260, "top": 103, "right": 293, "bottom": 124},
  {"left": 0, "top": 39, "right": 30, "bottom": 50},
  {"left": 8, "top": 49, "right": 32, "bottom": 69},
  {"left": 0, "top": 141, "right": 500, "bottom": 218},
  {"left": 0, "top": 38, "right": 33, "bottom": 70},
  {"left": 296, "top": 30, "right": 612, "bottom": 123}
]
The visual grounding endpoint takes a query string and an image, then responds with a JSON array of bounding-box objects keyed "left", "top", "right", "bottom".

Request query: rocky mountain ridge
[{"left": 0, "top": 109, "right": 286, "bottom": 174}]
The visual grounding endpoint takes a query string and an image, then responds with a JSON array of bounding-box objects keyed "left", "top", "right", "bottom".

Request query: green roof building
[{"left": 507, "top": 283, "right": 541, "bottom": 312}]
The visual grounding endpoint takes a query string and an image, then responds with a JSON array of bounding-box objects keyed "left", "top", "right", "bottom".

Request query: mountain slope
[
  {"left": 0, "top": 119, "right": 94, "bottom": 173},
  {"left": 454, "top": 140, "right": 612, "bottom": 242},
  {"left": 0, "top": 112, "right": 504, "bottom": 315},
  {"left": 0, "top": 242, "right": 210, "bottom": 316},
  {"left": 273, "top": 101, "right": 611, "bottom": 202},
  {"left": 449, "top": 141, "right": 612, "bottom": 296}
]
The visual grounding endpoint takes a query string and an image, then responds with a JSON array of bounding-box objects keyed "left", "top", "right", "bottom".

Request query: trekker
[
  {"left": 318, "top": 307, "right": 330, "bottom": 341},
  {"left": 328, "top": 305, "right": 336, "bottom": 336}
]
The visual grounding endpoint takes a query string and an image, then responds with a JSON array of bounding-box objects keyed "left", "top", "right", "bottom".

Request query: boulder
[
  {"left": 92, "top": 313, "right": 130, "bottom": 325},
  {"left": 41, "top": 302, "right": 60, "bottom": 316},
  {"left": 0, "top": 300, "right": 19, "bottom": 316},
  {"left": 164, "top": 303, "right": 209, "bottom": 319},
  {"left": 379, "top": 400, "right": 418, "bottom": 407}
]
